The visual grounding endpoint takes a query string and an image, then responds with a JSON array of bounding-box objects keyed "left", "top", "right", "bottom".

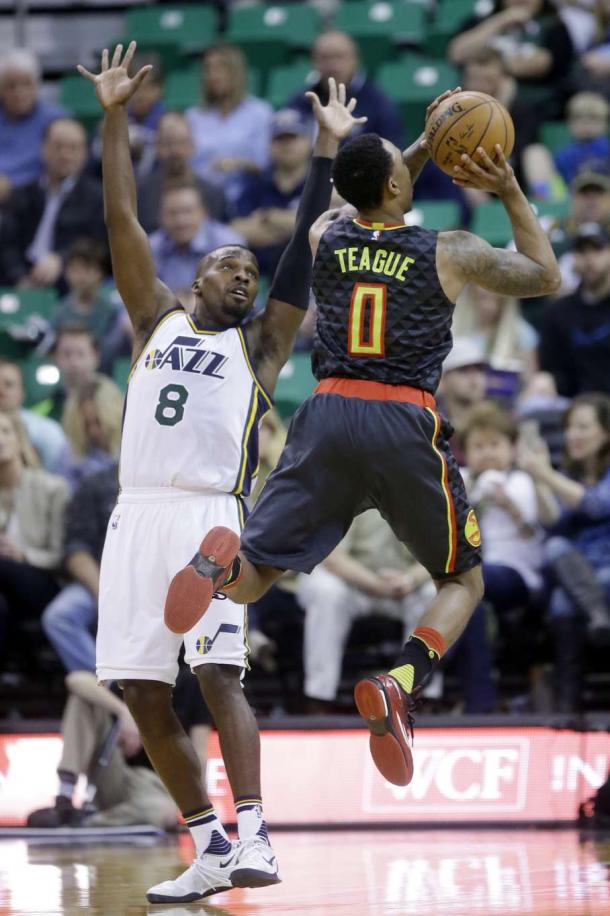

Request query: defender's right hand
[{"left": 77, "top": 41, "right": 152, "bottom": 110}]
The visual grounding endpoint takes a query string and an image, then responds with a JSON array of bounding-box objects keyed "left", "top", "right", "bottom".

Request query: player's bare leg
[
  {"left": 355, "top": 565, "right": 484, "bottom": 786},
  {"left": 122, "top": 680, "right": 212, "bottom": 814}
]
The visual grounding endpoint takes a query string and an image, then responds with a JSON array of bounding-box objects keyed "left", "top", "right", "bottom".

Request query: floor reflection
[{"left": 0, "top": 828, "right": 609, "bottom": 914}]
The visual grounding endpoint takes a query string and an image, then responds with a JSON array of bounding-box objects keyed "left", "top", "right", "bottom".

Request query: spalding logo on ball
[{"left": 425, "top": 90, "right": 515, "bottom": 176}]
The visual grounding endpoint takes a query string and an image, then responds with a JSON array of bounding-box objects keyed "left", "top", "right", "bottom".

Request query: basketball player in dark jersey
[{"left": 168, "top": 129, "right": 561, "bottom": 787}]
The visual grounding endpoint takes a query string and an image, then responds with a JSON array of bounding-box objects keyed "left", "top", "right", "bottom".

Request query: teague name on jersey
[
  {"left": 333, "top": 246, "right": 416, "bottom": 282},
  {"left": 145, "top": 334, "right": 228, "bottom": 378}
]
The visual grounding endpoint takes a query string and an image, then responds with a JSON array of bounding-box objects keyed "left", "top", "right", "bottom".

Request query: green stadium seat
[
  {"left": 425, "top": 0, "right": 477, "bottom": 57},
  {"left": 0, "top": 288, "right": 58, "bottom": 360},
  {"left": 113, "top": 357, "right": 132, "bottom": 393},
  {"left": 408, "top": 200, "right": 461, "bottom": 231},
  {"left": 266, "top": 59, "right": 314, "bottom": 110},
  {"left": 273, "top": 352, "right": 316, "bottom": 419},
  {"left": 59, "top": 75, "right": 101, "bottom": 129},
  {"left": 227, "top": 5, "right": 321, "bottom": 80},
  {"left": 533, "top": 199, "right": 570, "bottom": 222},
  {"left": 540, "top": 121, "right": 572, "bottom": 153},
  {"left": 377, "top": 55, "right": 459, "bottom": 142},
  {"left": 0, "top": 288, "right": 58, "bottom": 332},
  {"left": 331, "top": 1, "right": 427, "bottom": 74},
  {"left": 470, "top": 200, "right": 513, "bottom": 247},
  {"left": 20, "top": 356, "right": 61, "bottom": 408},
  {"left": 123, "top": 5, "right": 217, "bottom": 52},
  {"left": 164, "top": 64, "right": 262, "bottom": 111}
]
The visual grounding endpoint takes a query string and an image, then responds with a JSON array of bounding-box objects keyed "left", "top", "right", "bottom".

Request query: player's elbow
[{"left": 541, "top": 266, "right": 562, "bottom": 295}]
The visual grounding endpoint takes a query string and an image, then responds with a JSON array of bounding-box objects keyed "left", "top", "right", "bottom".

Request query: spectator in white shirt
[{"left": 453, "top": 402, "right": 544, "bottom": 712}]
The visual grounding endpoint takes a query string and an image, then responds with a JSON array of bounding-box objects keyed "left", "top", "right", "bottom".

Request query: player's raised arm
[
  {"left": 436, "top": 145, "right": 562, "bottom": 302},
  {"left": 247, "top": 79, "right": 366, "bottom": 394},
  {"left": 77, "top": 43, "right": 176, "bottom": 337}
]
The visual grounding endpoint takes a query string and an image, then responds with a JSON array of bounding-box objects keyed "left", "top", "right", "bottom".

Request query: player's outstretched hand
[
  {"left": 451, "top": 145, "right": 518, "bottom": 197},
  {"left": 77, "top": 41, "right": 152, "bottom": 111},
  {"left": 419, "top": 86, "right": 462, "bottom": 152},
  {"left": 306, "top": 76, "right": 367, "bottom": 142}
]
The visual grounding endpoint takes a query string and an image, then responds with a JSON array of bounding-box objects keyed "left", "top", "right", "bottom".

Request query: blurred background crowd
[{"left": 1, "top": 0, "right": 610, "bottom": 731}]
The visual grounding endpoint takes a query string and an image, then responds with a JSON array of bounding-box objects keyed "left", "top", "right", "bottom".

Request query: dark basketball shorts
[{"left": 241, "top": 378, "right": 482, "bottom": 581}]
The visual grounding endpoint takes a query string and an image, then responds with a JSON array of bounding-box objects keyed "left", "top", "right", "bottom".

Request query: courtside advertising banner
[{"left": 1, "top": 727, "right": 609, "bottom": 825}]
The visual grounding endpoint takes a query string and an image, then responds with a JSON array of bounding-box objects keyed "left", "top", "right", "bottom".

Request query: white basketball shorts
[{"left": 96, "top": 487, "right": 248, "bottom": 685}]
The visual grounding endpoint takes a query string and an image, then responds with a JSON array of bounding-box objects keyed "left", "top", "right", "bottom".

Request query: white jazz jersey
[{"left": 119, "top": 307, "right": 271, "bottom": 496}]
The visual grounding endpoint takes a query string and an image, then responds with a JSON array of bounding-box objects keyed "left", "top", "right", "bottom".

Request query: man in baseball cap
[
  {"left": 231, "top": 109, "right": 312, "bottom": 279},
  {"left": 539, "top": 222, "right": 610, "bottom": 395}
]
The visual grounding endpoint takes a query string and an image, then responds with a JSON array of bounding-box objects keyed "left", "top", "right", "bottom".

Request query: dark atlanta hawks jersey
[{"left": 311, "top": 216, "right": 455, "bottom": 393}]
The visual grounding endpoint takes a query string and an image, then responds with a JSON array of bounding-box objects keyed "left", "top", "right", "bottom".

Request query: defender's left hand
[{"left": 306, "top": 76, "right": 367, "bottom": 142}]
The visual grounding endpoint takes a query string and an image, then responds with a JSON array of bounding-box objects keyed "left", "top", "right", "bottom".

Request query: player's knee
[
  {"left": 122, "top": 679, "right": 172, "bottom": 729},
  {"left": 438, "top": 564, "right": 484, "bottom": 607},
  {"left": 461, "top": 564, "right": 485, "bottom": 606},
  {"left": 195, "top": 663, "right": 242, "bottom": 707}
]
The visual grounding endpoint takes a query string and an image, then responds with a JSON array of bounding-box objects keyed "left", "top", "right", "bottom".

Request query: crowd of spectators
[{"left": 1, "top": 0, "right": 610, "bottom": 719}]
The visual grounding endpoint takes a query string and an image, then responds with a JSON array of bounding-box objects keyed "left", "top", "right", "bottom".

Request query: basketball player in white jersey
[{"left": 77, "top": 43, "right": 366, "bottom": 904}]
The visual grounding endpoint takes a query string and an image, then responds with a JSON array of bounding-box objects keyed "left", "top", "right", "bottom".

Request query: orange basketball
[{"left": 425, "top": 90, "right": 515, "bottom": 176}]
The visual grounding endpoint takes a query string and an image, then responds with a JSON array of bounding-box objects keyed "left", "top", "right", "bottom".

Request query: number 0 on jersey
[{"left": 348, "top": 282, "right": 387, "bottom": 357}]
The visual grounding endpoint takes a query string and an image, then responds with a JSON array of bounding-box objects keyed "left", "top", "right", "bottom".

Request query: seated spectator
[
  {"left": 523, "top": 92, "right": 610, "bottom": 198},
  {"left": 0, "top": 49, "right": 66, "bottom": 203},
  {"left": 457, "top": 403, "right": 544, "bottom": 713},
  {"left": 580, "top": 0, "right": 610, "bottom": 96},
  {"left": 437, "top": 338, "right": 488, "bottom": 464},
  {"left": 136, "top": 111, "right": 227, "bottom": 234},
  {"left": 288, "top": 31, "right": 403, "bottom": 148},
  {"left": 52, "top": 239, "right": 129, "bottom": 374},
  {"left": 27, "top": 671, "right": 177, "bottom": 829},
  {"left": 149, "top": 180, "right": 244, "bottom": 292},
  {"left": 57, "top": 377, "right": 123, "bottom": 489},
  {"left": 461, "top": 47, "right": 543, "bottom": 188},
  {"left": 0, "top": 118, "right": 105, "bottom": 288},
  {"left": 449, "top": 0, "right": 574, "bottom": 115},
  {"left": 297, "top": 509, "right": 436, "bottom": 712},
  {"left": 232, "top": 109, "right": 311, "bottom": 280},
  {"left": 518, "top": 393, "right": 610, "bottom": 711},
  {"left": 516, "top": 372, "right": 570, "bottom": 469},
  {"left": 42, "top": 462, "right": 118, "bottom": 673},
  {"left": 554, "top": 93, "right": 610, "bottom": 185},
  {"left": 0, "top": 357, "right": 67, "bottom": 471},
  {"left": 547, "top": 170, "right": 610, "bottom": 292},
  {"left": 0, "top": 410, "right": 69, "bottom": 672},
  {"left": 453, "top": 284, "right": 538, "bottom": 380},
  {"left": 539, "top": 223, "right": 610, "bottom": 396},
  {"left": 126, "top": 51, "right": 165, "bottom": 177},
  {"left": 186, "top": 45, "right": 273, "bottom": 207},
  {"left": 34, "top": 325, "right": 101, "bottom": 422}
]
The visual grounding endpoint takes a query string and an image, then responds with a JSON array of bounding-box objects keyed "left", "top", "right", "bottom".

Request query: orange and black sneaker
[
  {"left": 164, "top": 527, "right": 241, "bottom": 634},
  {"left": 354, "top": 674, "right": 416, "bottom": 787}
]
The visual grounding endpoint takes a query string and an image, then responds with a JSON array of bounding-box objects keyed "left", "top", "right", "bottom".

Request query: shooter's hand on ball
[
  {"left": 77, "top": 41, "right": 152, "bottom": 110},
  {"left": 451, "top": 145, "right": 517, "bottom": 198},
  {"left": 420, "top": 87, "right": 463, "bottom": 152}
]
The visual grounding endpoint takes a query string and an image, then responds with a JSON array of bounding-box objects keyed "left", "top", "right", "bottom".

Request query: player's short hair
[
  {"left": 461, "top": 401, "right": 518, "bottom": 446},
  {"left": 331, "top": 133, "right": 394, "bottom": 211}
]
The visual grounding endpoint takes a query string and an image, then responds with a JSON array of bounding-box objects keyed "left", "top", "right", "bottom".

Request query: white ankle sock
[
  {"left": 183, "top": 807, "right": 232, "bottom": 857},
  {"left": 235, "top": 797, "right": 268, "bottom": 843}
]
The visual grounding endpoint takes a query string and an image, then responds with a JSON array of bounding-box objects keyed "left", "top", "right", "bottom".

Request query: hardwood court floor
[{"left": 1, "top": 828, "right": 609, "bottom": 915}]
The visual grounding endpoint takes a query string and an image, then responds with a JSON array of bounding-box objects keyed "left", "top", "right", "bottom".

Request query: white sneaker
[
  {"left": 146, "top": 845, "right": 239, "bottom": 903},
  {"left": 231, "top": 835, "right": 281, "bottom": 888}
]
